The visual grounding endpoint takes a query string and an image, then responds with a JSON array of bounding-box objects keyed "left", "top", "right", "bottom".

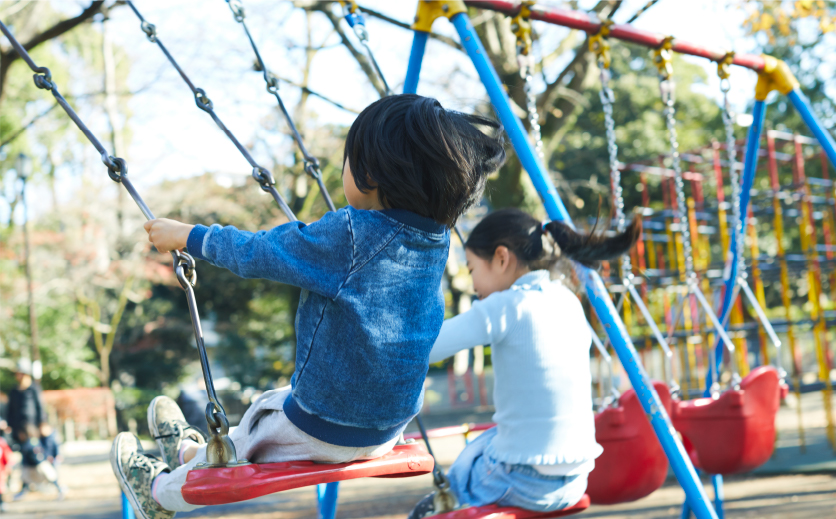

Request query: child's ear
[{"left": 494, "top": 246, "right": 510, "bottom": 271}]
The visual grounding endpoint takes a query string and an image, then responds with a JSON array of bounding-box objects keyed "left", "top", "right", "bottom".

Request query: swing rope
[
  {"left": 339, "top": 1, "right": 392, "bottom": 96},
  {"left": 653, "top": 39, "right": 739, "bottom": 395},
  {"left": 125, "top": 1, "right": 297, "bottom": 222},
  {"left": 225, "top": 0, "right": 337, "bottom": 213},
  {"left": 591, "top": 22, "right": 679, "bottom": 396},
  {"left": 0, "top": 19, "right": 242, "bottom": 468}
]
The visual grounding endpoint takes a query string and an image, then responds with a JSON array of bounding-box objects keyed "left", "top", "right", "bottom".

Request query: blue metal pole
[
  {"left": 712, "top": 474, "right": 725, "bottom": 519},
  {"left": 711, "top": 100, "right": 767, "bottom": 384},
  {"left": 404, "top": 31, "right": 428, "bottom": 95},
  {"left": 449, "top": 11, "right": 717, "bottom": 519},
  {"left": 316, "top": 482, "right": 340, "bottom": 519},
  {"left": 122, "top": 492, "right": 136, "bottom": 519},
  {"left": 788, "top": 89, "right": 836, "bottom": 168}
]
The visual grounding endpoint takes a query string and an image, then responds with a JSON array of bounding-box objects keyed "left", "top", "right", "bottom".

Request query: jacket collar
[{"left": 512, "top": 270, "right": 551, "bottom": 290}]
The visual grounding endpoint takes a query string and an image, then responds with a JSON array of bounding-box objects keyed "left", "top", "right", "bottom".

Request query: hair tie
[{"left": 541, "top": 220, "right": 549, "bottom": 233}]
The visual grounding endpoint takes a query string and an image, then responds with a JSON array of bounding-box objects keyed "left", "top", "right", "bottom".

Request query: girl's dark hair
[
  {"left": 344, "top": 94, "right": 506, "bottom": 227},
  {"left": 465, "top": 208, "right": 642, "bottom": 269}
]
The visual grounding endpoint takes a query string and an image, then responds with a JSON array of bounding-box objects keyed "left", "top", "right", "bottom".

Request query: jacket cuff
[{"left": 186, "top": 225, "right": 210, "bottom": 261}]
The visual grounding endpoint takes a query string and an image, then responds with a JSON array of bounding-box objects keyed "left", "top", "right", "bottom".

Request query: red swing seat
[
  {"left": 671, "top": 365, "right": 781, "bottom": 475},
  {"left": 429, "top": 494, "right": 590, "bottom": 518},
  {"left": 586, "top": 380, "right": 672, "bottom": 505},
  {"left": 181, "top": 443, "right": 434, "bottom": 505}
]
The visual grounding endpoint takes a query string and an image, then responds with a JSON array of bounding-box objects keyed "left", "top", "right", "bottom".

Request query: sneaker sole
[
  {"left": 147, "top": 396, "right": 169, "bottom": 466},
  {"left": 110, "top": 434, "right": 153, "bottom": 519}
]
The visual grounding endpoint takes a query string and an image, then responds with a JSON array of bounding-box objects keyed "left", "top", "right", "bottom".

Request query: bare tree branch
[
  {"left": 357, "top": 5, "right": 464, "bottom": 51},
  {"left": 0, "top": 1, "right": 107, "bottom": 103},
  {"left": 0, "top": 101, "right": 58, "bottom": 151}
]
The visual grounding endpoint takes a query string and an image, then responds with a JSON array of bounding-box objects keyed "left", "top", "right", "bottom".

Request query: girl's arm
[{"left": 428, "top": 305, "right": 493, "bottom": 364}]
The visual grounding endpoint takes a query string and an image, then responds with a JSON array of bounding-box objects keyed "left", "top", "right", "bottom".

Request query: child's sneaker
[
  {"left": 148, "top": 396, "right": 205, "bottom": 470},
  {"left": 110, "top": 432, "right": 173, "bottom": 519}
]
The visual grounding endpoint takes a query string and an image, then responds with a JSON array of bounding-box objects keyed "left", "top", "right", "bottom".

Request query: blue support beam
[
  {"left": 789, "top": 89, "right": 836, "bottom": 168},
  {"left": 122, "top": 492, "right": 136, "bottom": 519},
  {"left": 404, "top": 31, "right": 428, "bottom": 95},
  {"left": 317, "top": 482, "right": 340, "bottom": 519},
  {"left": 712, "top": 100, "right": 767, "bottom": 382},
  {"left": 442, "top": 11, "right": 717, "bottom": 519}
]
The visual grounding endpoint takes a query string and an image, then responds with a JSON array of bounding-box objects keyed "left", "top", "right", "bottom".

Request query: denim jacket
[{"left": 187, "top": 207, "right": 450, "bottom": 447}]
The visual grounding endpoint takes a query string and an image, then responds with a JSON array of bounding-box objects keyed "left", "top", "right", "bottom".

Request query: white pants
[{"left": 155, "top": 386, "right": 398, "bottom": 512}]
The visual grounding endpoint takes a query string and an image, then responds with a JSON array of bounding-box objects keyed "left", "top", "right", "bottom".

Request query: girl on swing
[{"left": 410, "top": 208, "right": 641, "bottom": 517}]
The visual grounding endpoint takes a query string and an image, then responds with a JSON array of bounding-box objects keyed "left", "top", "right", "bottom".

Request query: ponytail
[
  {"left": 466, "top": 208, "right": 641, "bottom": 270},
  {"left": 543, "top": 214, "right": 642, "bottom": 268}
]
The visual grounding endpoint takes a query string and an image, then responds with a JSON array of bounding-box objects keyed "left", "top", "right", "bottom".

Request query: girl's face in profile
[{"left": 465, "top": 247, "right": 521, "bottom": 299}]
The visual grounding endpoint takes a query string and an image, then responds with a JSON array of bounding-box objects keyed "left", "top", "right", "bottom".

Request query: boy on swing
[{"left": 111, "top": 94, "right": 506, "bottom": 519}]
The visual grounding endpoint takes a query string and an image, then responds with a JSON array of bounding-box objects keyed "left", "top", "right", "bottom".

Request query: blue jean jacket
[{"left": 187, "top": 207, "right": 450, "bottom": 447}]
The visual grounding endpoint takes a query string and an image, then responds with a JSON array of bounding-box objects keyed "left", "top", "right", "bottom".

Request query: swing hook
[
  {"left": 140, "top": 20, "right": 157, "bottom": 43},
  {"left": 226, "top": 0, "right": 245, "bottom": 23},
  {"left": 32, "top": 67, "right": 54, "bottom": 91},
  {"left": 589, "top": 19, "right": 613, "bottom": 70},
  {"left": 652, "top": 36, "right": 674, "bottom": 81},
  {"left": 511, "top": 2, "right": 533, "bottom": 57},
  {"left": 194, "top": 88, "right": 214, "bottom": 113},
  {"left": 252, "top": 166, "right": 277, "bottom": 191},
  {"left": 717, "top": 51, "right": 734, "bottom": 93},
  {"left": 174, "top": 252, "right": 198, "bottom": 289},
  {"left": 104, "top": 155, "right": 127, "bottom": 183}
]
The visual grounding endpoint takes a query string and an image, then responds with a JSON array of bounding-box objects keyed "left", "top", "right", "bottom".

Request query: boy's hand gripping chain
[
  {"left": 0, "top": 19, "right": 243, "bottom": 468},
  {"left": 125, "top": 1, "right": 297, "bottom": 222},
  {"left": 593, "top": 23, "right": 679, "bottom": 396},
  {"left": 717, "top": 54, "right": 785, "bottom": 381},
  {"left": 225, "top": 0, "right": 337, "bottom": 213},
  {"left": 653, "top": 39, "right": 739, "bottom": 395}
]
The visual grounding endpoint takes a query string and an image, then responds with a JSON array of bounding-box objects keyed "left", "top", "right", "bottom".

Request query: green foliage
[{"left": 555, "top": 44, "right": 725, "bottom": 222}]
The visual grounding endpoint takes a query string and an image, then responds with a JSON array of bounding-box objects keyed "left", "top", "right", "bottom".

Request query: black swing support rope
[
  {"left": 224, "top": 0, "right": 336, "bottom": 213},
  {"left": 125, "top": 1, "right": 299, "bottom": 222},
  {"left": 0, "top": 19, "right": 242, "bottom": 467}
]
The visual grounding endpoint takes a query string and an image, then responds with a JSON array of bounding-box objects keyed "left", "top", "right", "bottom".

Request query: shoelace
[{"left": 129, "top": 453, "right": 154, "bottom": 473}]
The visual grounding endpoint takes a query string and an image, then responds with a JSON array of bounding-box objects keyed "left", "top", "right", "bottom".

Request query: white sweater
[{"left": 430, "top": 270, "right": 602, "bottom": 475}]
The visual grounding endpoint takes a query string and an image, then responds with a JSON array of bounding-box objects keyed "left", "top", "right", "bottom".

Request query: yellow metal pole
[
  {"left": 794, "top": 135, "right": 835, "bottom": 450},
  {"left": 767, "top": 133, "right": 805, "bottom": 451}
]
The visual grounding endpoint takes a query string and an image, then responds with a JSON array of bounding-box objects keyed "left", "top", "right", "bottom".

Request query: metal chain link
[
  {"left": 721, "top": 82, "right": 747, "bottom": 281},
  {"left": 598, "top": 65, "right": 632, "bottom": 276},
  {"left": 0, "top": 20, "right": 238, "bottom": 461},
  {"left": 659, "top": 77, "right": 695, "bottom": 281},
  {"left": 519, "top": 55, "right": 546, "bottom": 167},
  {"left": 126, "top": 1, "right": 297, "bottom": 222},
  {"left": 226, "top": 0, "right": 336, "bottom": 213}
]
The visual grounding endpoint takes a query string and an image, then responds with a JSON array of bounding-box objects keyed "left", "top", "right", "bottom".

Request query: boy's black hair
[
  {"left": 465, "top": 208, "right": 642, "bottom": 269},
  {"left": 344, "top": 94, "right": 506, "bottom": 227}
]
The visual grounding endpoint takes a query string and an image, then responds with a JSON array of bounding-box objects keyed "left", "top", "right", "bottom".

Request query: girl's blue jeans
[{"left": 447, "top": 428, "right": 588, "bottom": 512}]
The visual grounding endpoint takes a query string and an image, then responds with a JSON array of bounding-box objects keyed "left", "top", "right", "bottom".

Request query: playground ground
[{"left": 7, "top": 390, "right": 836, "bottom": 519}]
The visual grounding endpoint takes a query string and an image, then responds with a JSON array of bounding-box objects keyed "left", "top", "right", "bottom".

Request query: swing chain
[
  {"left": 127, "top": 1, "right": 298, "bottom": 222},
  {"left": 594, "top": 22, "right": 632, "bottom": 280},
  {"left": 514, "top": 8, "right": 545, "bottom": 168},
  {"left": 718, "top": 53, "right": 746, "bottom": 282},
  {"left": 226, "top": 0, "right": 336, "bottom": 212},
  {"left": 339, "top": 1, "right": 392, "bottom": 96},
  {"left": 0, "top": 19, "right": 242, "bottom": 466},
  {"left": 655, "top": 45, "right": 695, "bottom": 281}
]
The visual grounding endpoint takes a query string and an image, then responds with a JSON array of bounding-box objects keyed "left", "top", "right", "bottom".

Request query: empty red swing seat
[
  {"left": 181, "top": 443, "right": 434, "bottom": 505},
  {"left": 671, "top": 365, "right": 780, "bottom": 475},
  {"left": 586, "top": 380, "right": 672, "bottom": 505},
  {"left": 429, "top": 494, "right": 590, "bottom": 518}
]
